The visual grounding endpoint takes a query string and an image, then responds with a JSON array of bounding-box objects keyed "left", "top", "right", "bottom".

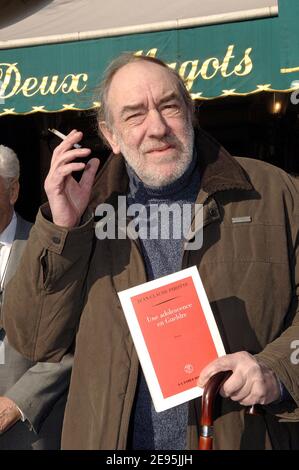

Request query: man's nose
[{"left": 146, "top": 109, "right": 169, "bottom": 138}]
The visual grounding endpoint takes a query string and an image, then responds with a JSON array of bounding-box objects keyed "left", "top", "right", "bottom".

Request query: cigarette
[{"left": 48, "top": 128, "right": 82, "bottom": 148}]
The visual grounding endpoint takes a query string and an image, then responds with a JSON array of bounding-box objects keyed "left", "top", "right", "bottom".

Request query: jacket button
[
  {"left": 209, "top": 208, "right": 217, "bottom": 218},
  {"left": 52, "top": 236, "right": 61, "bottom": 244}
]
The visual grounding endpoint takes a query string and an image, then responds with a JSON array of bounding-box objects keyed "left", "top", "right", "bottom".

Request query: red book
[{"left": 118, "top": 266, "right": 225, "bottom": 411}]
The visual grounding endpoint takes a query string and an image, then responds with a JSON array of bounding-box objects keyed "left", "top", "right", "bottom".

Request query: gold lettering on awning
[
  {"left": 0, "top": 63, "right": 88, "bottom": 99},
  {"left": 136, "top": 45, "right": 253, "bottom": 91},
  {"left": 0, "top": 45, "right": 253, "bottom": 105}
]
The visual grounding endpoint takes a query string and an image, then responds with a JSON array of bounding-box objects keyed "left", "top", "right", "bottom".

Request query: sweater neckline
[{"left": 127, "top": 151, "right": 198, "bottom": 202}]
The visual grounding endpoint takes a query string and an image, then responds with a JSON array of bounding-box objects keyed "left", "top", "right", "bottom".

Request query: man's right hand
[{"left": 44, "top": 129, "right": 100, "bottom": 228}]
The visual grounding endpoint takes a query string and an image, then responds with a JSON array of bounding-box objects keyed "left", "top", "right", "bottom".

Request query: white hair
[{"left": 0, "top": 145, "right": 20, "bottom": 187}]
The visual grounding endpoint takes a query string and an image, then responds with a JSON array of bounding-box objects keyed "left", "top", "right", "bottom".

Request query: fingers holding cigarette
[
  {"left": 49, "top": 129, "right": 93, "bottom": 174},
  {"left": 50, "top": 129, "right": 85, "bottom": 157},
  {"left": 48, "top": 127, "right": 100, "bottom": 174},
  {"left": 53, "top": 147, "right": 91, "bottom": 171},
  {"left": 44, "top": 129, "right": 100, "bottom": 227}
]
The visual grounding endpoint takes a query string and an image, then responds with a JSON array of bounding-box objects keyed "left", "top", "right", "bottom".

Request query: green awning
[{"left": 1, "top": 0, "right": 299, "bottom": 116}]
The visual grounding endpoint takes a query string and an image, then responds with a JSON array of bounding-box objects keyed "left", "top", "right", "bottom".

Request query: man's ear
[
  {"left": 9, "top": 179, "right": 19, "bottom": 206},
  {"left": 99, "top": 122, "right": 121, "bottom": 154}
]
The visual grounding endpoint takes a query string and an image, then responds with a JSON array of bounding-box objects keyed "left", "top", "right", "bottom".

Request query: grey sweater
[{"left": 127, "top": 154, "right": 200, "bottom": 450}]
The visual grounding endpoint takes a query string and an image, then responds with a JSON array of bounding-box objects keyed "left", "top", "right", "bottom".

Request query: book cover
[{"left": 118, "top": 266, "right": 225, "bottom": 412}]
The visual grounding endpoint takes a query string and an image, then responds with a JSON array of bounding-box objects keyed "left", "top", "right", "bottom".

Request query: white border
[{"left": 118, "top": 266, "right": 226, "bottom": 412}]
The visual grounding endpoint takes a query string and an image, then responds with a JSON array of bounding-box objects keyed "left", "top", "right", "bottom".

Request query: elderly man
[
  {"left": 0, "top": 145, "right": 72, "bottom": 449},
  {"left": 3, "top": 54, "right": 299, "bottom": 450}
]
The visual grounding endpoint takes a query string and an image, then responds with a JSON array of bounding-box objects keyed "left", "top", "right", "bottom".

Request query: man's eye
[
  {"left": 161, "top": 104, "right": 180, "bottom": 113},
  {"left": 126, "top": 113, "right": 144, "bottom": 121}
]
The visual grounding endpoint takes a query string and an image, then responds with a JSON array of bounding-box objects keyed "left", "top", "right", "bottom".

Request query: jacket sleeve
[
  {"left": 256, "top": 173, "right": 299, "bottom": 421},
  {"left": 2, "top": 205, "right": 95, "bottom": 362},
  {"left": 5, "top": 353, "right": 73, "bottom": 433}
]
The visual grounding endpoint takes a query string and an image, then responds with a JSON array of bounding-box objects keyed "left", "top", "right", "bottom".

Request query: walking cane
[{"left": 199, "top": 370, "right": 259, "bottom": 450}]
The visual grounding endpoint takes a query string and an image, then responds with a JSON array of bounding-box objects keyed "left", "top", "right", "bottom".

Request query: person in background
[
  {"left": 3, "top": 55, "right": 299, "bottom": 450},
  {"left": 0, "top": 145, "right": 72, "bottom": 449}
]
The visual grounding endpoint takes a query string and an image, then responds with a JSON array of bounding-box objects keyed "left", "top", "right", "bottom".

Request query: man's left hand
[
  {"left": 198, "top": 351, "right": 281, "bottom": 406},
  {"left": 0, "top": 397, "right": 21, "bottom": 434}
]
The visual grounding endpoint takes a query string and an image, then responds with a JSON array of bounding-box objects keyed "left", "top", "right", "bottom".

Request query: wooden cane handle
[
  {"left": 199, "top": 370, "right": 260, "bottom": 450},
  {"left": 200, "top": 371, "right": 232, "bottom": 427}
]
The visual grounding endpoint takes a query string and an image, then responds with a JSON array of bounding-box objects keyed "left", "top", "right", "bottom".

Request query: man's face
[{"left": 100, "top": 61, "right": 194, "bottom": 187}]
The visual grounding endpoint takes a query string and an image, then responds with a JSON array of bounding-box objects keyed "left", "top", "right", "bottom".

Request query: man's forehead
[
  {"left": 112, "top": 59, "right": 173, "bottom": 81},
  {"left": 107, "top": 61, "right": 180, "bottom": 106},
  {"left": 121, "top": 91, "right": 182, "bottom": 110}
]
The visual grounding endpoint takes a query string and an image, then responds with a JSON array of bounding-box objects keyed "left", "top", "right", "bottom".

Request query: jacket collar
[
  {"left": 195, "top": 127, "right": 253, "bottom": 195},
  {"left": 90, "top": 127, "right": 253, "bottom": 210}
]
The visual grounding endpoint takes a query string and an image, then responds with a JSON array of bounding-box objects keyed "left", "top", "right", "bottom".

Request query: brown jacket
[{"left": 3, "top": 129, "right": 299, "bottom": 449}]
